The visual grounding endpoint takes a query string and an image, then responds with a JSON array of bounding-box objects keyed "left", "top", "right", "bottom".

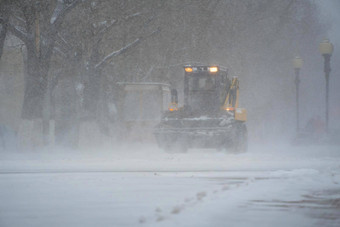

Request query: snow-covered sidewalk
[{"left": 0, "top": 144, "right": 339, "bottom": 227}]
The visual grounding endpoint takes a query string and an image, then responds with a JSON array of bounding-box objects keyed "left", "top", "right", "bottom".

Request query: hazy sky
[{"left": 318, "top": 0, "right": 340, "bottom": 41}]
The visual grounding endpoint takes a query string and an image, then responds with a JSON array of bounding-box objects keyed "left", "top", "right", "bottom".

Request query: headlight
[{"left": 209, "top": 66, "right": 218, "bottom": 73}]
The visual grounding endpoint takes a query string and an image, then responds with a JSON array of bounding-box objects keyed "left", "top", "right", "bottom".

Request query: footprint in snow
[
  {"left": 156, "top": 215, "right": 165, "bottom": 222},
  {"left": 171, "top": 205, "right": 182, "bottom": 214},
  {"left": 139, "top": 216, "right": 146, "bottom": 224},
  {"left": 196, "top": 191, "right": 207, "bottom": 200},
  {"left": 155, "top": 207, "right": 162, "bottom": 213}
]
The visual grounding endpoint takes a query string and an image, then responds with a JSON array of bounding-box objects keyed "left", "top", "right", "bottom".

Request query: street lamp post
[
  {"left": 319, "top": 39, "right": 334, "bottom": 133},
  {"left": 293, "top": 56, "right": 303, "bottom": 132}
]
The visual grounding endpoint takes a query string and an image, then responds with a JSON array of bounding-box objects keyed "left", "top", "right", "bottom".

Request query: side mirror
[{"left": 171, "top": 89, "right": 178, "bottom": 104}]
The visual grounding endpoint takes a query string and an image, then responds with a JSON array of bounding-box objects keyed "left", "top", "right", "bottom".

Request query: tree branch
[
  {"left": 95, "top": 38, "right": 140, "bottom": 69},
  {"left": 7, "top": 23, "right": 30, "bottom": 44},
  {"left": 51, "top": 0, "right": 84, "bottom": 26},
  {"left": 96, "top": 19, "right": 117, "bottom": 36},
  {"left": 0, "top": 8, "right": 10, "bottom": 59},
  {"left": 94, "top": 11, "right": 142, "bottom": 38},
  {"left": 42, "top": 0, "right": 86, "bottom": 61},
  {"left": 95, "top": 27, "right": 160, "bottom": 69},
  {"left": 124, "top": 12, "right": 142, "bottom": 20}
]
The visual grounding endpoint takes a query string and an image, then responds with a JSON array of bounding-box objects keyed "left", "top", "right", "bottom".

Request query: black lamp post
[
  {"left": 293, "top": 56, "right": 303, "bottom": 132},
  {"left": 319, "top": 39, "right": 334, "bottom": 133}
]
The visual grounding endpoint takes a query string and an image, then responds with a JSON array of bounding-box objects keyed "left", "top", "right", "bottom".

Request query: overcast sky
[{"left": 318, "top": 0, "right": 340, "bottom": 41}]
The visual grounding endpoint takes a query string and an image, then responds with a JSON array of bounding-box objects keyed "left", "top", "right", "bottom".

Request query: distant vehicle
[
  {"left": 154, "top": 65, "right": 247, "bottom": 152},
  {"left": 116, "top": 82, "right": 171, "bottom": 142}
]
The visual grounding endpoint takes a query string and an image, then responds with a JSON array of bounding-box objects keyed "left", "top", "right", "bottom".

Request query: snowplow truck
[{"left": 154, "top": 65, "right": 247, "bottom": 152}]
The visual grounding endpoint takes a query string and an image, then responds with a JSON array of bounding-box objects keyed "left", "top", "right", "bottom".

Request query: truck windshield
[
  {"left": 187, "top": 75, "right": 219, "bottom": 114},
  {"left": 188, "top": 76, "right": 216, "bottom": 91}
]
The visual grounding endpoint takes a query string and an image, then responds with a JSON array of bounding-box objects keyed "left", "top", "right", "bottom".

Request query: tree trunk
[
  {"left": 21, "top": 45, "right": 48, "bottom": 120},
  {"left": 0, "top": 2, "right": 9, "bottom": 60},
  {"left": 83, "top": 67, "right": 101, "bottom": 118},
  {"left": 83, "top": 42, "right": 102, "bottom": 119}
]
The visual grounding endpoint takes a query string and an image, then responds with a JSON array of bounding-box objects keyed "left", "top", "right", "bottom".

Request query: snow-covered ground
[{"left": 0, "top": 143, "right": 339, "bottom": 227}]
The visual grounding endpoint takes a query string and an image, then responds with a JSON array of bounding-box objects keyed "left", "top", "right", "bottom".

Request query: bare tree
[
  {"left": 5, "top": 0, "right": 83, "bottom": 120},
  {"left": 0, "top": 0, "right": 10, "bottom": 60},
  {"left": 57, "top": 1, "right": 159, "bottom": 120}
]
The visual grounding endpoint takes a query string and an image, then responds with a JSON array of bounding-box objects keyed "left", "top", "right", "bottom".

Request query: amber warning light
[
  {"left": 184, "top": 67, "right": 193, "bottom": 73},
  {"left": 168, "top": 102, "right": 178, "bottom": 111}
]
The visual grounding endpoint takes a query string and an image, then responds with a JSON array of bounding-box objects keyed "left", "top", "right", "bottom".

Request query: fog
[
  {"left": 0, "top": 1, "right": 340, "bottom": 226},
  {"left": 0, "top": 1, "right": 339, "bottom": 150}
]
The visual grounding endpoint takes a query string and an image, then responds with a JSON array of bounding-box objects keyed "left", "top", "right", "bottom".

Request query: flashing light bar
[{"left": 184, "top": 66, "right": 219, "bottom": 73}]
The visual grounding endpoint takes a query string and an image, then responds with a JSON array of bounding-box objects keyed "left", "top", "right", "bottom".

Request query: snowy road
[{"left": 1, "top": 144, "right": 340, "bottom": 227}]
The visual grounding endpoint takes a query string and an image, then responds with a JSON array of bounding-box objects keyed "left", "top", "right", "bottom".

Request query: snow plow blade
[{"left": 154, "top": 116, "right": 247, "bottom": 153}]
